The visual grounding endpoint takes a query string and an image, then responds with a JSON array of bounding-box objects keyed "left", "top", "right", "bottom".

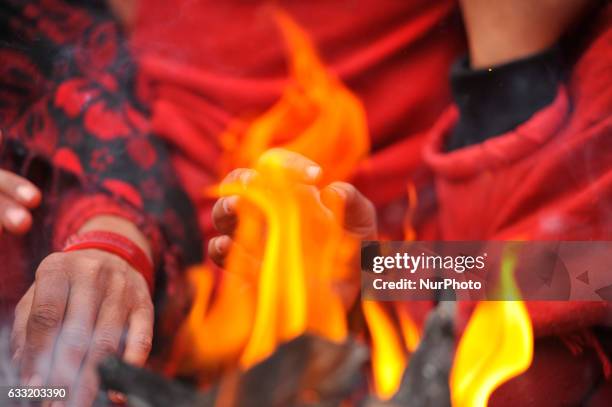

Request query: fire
[
  {"left": 220, "top": 10, "right": 369, "bottom": 182},
  {"left": 395, "top": 302, "right": 421, "bottom": 353},
  {"left": 362, "top": 301, "right": 408, "bottom": 400},
  {"left": 169, "top": 10, "right": 368, "bottom": 377},
  {"left": 403, "top": 182, "right": 418, "bottom": 241},
  {"left": 361, "top": 180, "right": 421, "bottom": 400},
  {"left": 222, "top": 152, "right": 359, "bottom": 367},
  {"left": 450, "top": 245, "right": 534, "bottom": 407},
  {"left": 167, "top": 10, "right": 534, "bottom": 407}
]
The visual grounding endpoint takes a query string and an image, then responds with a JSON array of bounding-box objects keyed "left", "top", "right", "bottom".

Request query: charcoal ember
[
  {"left": 99, "top": 335, "right": 368, "bottom": 407},
  {"left": 364, "top": 301, "right": 456, "bottom": 407},
  {"left": 302, "top": 335, "right": 369, "bottom": 400},
  {"left": 230, "top": 335, "right": 368, "bottom": 407},
  {"left": 98, "top": 357, "right": 216, "bottom": 407}
]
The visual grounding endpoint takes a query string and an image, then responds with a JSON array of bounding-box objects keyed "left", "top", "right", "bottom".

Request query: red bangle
[{"left": 63, "top": 231, "right": 155, "bottom": 293}]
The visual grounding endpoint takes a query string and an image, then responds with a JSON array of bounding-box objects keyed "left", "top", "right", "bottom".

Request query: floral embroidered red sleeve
[{"left": 0, "top": 0, "right": 202, "bottom": 297}]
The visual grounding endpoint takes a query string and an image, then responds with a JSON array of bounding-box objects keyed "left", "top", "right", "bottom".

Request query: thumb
[{"left": 320, "top": 182, "right": 377, "bottom": 239}]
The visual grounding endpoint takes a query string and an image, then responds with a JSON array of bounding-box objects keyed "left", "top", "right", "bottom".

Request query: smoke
[{"left": 0, "top": 325, "right": 28, "bottom": 407}]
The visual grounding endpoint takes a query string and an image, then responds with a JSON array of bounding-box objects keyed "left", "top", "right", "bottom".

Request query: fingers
[
  {"left": 21, "top": 255, "right": 70, "bottom": 383},
  {"left": 11, "top": 285, "right": 34, "bottom": 365},
  {"left": 208, "top": 235, "right": 233, "bottom": 267},
  {"left": 213, "top": 149, "right": 322, "bottom": 236},
  {"left": 71, "top": 291, "right": 129, "bottom": 407},
  {"left": 0, "top": 169, "right": 41, "bottom": 208},
  {"left": 320, "top": 182, "right": 377, "bottom": 239},
  {"left": 17, "top": 249, "right": 154, "bottom": 407},
  {"left": 122, "top": 300, "right": 154, "bottom": 367},
  {"left": 257, "top": 148, "right": 322, "bottom": 183},
  {"left": 221, "top": 168, "right": 259, "bottom": 187},
  {"left": 212, "top": 196, "right": 239, "bottom": 236},
  {"left": 213, "top": 168, "right": 258, "bottom": 236},
  {"left": 0, "top": 168, "right": 40, "bottom": 234},
  {"left": 46, "top": 271, "right": 103, "bottom": 393},
  {"left": 0, "top": 194, "right": 33, "bottom": 235}
]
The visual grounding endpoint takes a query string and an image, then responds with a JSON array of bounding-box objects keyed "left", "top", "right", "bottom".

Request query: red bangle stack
[{"left": 63, "top": 231, "right": 155, "bottom": 293}]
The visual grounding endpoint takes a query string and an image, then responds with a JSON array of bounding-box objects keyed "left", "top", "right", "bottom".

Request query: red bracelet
[{"left": 63, "top": 231, "right": 155, "bottom": 293}]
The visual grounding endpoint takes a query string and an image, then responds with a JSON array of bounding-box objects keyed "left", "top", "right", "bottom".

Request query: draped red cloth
[
  {"left": 129, "top": 0, "right": 465, "bottom": 248},
  {"left": 422, "top": 6, "right": 612, "bottom": 401}
]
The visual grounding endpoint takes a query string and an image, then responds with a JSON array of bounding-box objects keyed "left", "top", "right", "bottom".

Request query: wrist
[{"left": 63, "top": 230, "right": 155, "bottom": 293}]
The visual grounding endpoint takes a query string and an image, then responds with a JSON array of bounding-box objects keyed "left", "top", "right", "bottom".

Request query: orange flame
[
  {"left": 451, "top": 245, "right": 534, "bottom": 407},
  {"left": 223, "top": 152, "right": 358, "bottom": 367},
  {"left": 395, "top": 303, "right": 421, "bottom": 353},
  {"left": 361, "top": 179, "right": 421, "bottom": 400},
  {"left": 169, "top": 10, "right": 368, "bottom": 377},
  {"left": 220, "top": 10, "right": 369, "bottom": 182},
  {"left": 403, "top": 182, "right": 418, "bottom": 241}
]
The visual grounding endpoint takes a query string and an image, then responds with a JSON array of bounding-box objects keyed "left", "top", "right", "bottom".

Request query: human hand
[
  {"left": 11, "top": 248, "right": 153, "bottom": 407},
  {"left": 208, "top": 148, "right": 377, "bottom": 266}
]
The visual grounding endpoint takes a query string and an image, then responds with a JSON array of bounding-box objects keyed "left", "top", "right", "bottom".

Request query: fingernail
[
  {"left": 5, "top": 208, "right": 27, "bottom": 226},
  {"left": 28, "top": 374, "right": 42, "bottom": 387},
  {"left": 214, "top": 236, "right": 230, "bottom": 253},
  {"left": 222, "top": 196, "right": 238, "bottom": 214},
  {"left": 16, "top": 185, "right": 38, "bottom": 202},
  {"left": 51, "top": 402, "right": 64, "bottom": 407},
  {"left": 306, "top": 165, "right": 322, "bottom": 181}
]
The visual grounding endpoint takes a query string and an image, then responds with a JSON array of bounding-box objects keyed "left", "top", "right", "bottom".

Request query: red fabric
[
  {"left": 53, "top": 193, "right": 160, "bottom": 256},
  {"left": 129, "top": 0, "right": 465, "bottom": 249},
  {"left": 422, "top": 6, "right": 612, "bottom": 404},
  {"left": 0, "top": 235, "right": 28, "bottom": 318}
]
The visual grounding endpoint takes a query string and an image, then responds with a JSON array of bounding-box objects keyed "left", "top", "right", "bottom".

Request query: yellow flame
[
  {"left": 222, "top": 151, "right": 358, "bottom": 367},
  {"left": 395, "top": 303, "right": 420, "bottom": 353},
  {"left": 362, "top": 301, "right": 407, "bottom": 400},
  {"left": 170, "top": 9, "right": 369, "bottom": 381},
  {"left": 451, "top": 245, "right": 534, "bottom": 407},
  {"left": 359, "top": 180, "right": 421, "bottom": 400}
]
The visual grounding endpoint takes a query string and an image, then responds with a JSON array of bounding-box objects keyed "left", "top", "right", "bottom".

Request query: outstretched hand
[{"left": 208, "top": 148, "right": 377, "bottom": 267}]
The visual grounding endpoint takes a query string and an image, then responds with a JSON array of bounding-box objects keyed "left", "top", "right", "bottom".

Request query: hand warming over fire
[
  {"left": 209, "top": 148, "right": 377, "bottom": 267},
  {"left": 10, "top": 215, "right": 154, "bottom": 407}
]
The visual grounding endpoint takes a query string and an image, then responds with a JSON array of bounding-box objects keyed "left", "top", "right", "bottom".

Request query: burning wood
[
  {"left": 364, "top": 302, "right": 454, "bottom": 407},
  {"left": 99, "top": 335, "right": 367, "bottom": 407}
]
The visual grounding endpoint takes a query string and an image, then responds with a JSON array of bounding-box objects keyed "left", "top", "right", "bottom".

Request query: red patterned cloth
[{"left": 0, "top": 0, "right": 202, "bottom": 318}]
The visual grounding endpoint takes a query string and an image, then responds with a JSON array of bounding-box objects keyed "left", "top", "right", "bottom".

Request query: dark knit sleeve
[{"left": 446, "top": 45, "right": 563, "bottom": 151}]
